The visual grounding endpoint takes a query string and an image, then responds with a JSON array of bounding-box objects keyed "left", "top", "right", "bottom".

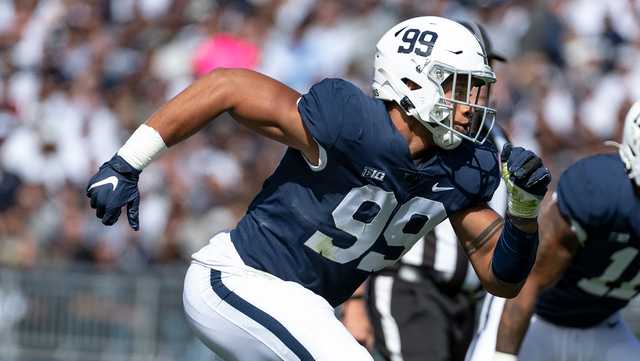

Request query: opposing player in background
[
  {"left": 467, "top": 102, "right": 640, "bottom": 361},
  {"left": 86, "top": 17, "right": 550, "bottom": 360},
  {"left": 342, "top": 21, "right": 510, "bottom": 361}
]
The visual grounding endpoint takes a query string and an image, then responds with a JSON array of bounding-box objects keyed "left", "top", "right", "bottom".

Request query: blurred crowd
[{"left": 0, "top": 0, "right": 639, "bottom": 270}]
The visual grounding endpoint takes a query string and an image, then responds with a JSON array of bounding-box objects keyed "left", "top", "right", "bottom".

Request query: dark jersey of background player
[
  {"left": 231, "top": 78, "right": 501, "bottom": 307},
  {"left": 535, "top": 154, "right": 640, "bottom": 327}
]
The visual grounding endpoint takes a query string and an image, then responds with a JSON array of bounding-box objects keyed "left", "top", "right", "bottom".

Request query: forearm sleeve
[{"left": 491, "top": 217, "right": 539, "bottom": 284}]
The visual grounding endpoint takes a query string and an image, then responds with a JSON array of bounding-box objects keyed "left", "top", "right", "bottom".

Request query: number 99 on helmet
[{"left": 372, "top": 16, "right": 497, "bottom": 150}]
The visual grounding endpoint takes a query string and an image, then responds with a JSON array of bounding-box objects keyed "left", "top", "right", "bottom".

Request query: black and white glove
[
  {"left": 501, "top": 143, "right": 551, "bottom": 219},
  {"left": 86, "top": 155, "right": 141, "bottom": 230}
]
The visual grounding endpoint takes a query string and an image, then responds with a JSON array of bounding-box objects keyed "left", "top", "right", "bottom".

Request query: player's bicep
[{"left": 223, "top": 69, "right": 319, "bottom": 162}]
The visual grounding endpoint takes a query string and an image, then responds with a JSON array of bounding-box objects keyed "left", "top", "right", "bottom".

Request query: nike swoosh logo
[
  {"left": 88, "top": 176, "right": 118, "bottom": 192},
  {"left": 432, "top": 182, "right": 454, "bottom": 192},
  {"left": 394, "top": 26, "right": 408, "bottom": 37}
]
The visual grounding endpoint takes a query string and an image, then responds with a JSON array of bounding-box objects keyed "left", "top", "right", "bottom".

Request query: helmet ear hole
[{"left": 401, "top": 78, "right": 422, "bottom": 90}]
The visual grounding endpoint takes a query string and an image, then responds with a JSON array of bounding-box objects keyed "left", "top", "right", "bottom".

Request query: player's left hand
[
  {"left": 501, "top": 143, "right": 551, "bottom": 219},
  {"left": 86, "top": 155, "right": 141, "bottom": 230}
]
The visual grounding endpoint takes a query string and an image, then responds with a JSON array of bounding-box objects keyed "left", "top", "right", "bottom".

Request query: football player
[
  {"left": 467, "top": 102, "right": 640, "bottom": 361},
  {"left": 343, "top": 21, "right": 511, "bottom": 361},
  {"left": 86, "top": 17, "right": 550, "bottom": 361}
]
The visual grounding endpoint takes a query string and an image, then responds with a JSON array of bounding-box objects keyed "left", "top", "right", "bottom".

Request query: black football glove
[
  {"left": 500, "top": 143, "right": 551, "bottom": 219},
  {"left": 86, "top": 155, "right": 141, "bottom": 230}
]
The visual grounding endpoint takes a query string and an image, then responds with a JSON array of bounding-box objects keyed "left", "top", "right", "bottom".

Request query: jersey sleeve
[
  {"left": 297, "top": 78, "right": 361, "bottom": 151},
  {"left": 556, "top": 157, "right": 614, "bottom": 232}
]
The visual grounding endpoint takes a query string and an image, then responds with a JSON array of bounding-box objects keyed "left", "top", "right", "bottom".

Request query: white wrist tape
[
  {"left": 117, "top": 124, "right": 167, "bottom": 170},
  {"left": 493, "top": 351, "right": 518, "bottom": 361}
]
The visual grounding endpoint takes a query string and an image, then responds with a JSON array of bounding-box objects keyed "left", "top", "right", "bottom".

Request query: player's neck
[{"left": 388, "top": 106, "right": 434, "bottom": 160}]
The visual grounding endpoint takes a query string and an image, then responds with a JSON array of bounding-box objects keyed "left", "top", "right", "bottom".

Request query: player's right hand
[
  {"left": 341, "top": 298, "right": 374, "bottom": 350},
  {"left": 86, "top": 155, "right": 141, "bottom": 230},
  {"left": 501, "top": 143, "right": 551, "bottom": 219}
]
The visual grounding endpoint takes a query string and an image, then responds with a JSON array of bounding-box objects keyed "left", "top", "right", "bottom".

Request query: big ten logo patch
[{"left": 362, "top": 167, "right": 386, "bottom": 181}]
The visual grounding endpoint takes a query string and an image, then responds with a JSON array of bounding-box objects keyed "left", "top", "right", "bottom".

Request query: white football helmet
[
  {"left": 607, "top": 101, "right": 640, "bottom": 187},
  {"left": 372, "top": 16, "right": 497, "bottom": 149}
]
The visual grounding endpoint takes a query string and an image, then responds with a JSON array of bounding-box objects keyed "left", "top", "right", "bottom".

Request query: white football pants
[
  {"left": 466, "top": 295, "right": 640, "bottom": 361},
  {"left": 183, "top": 232, "right": 373, "bottom": 361},
  {"left": 465, "top": 294, "right": 505, "bottom": 361}
]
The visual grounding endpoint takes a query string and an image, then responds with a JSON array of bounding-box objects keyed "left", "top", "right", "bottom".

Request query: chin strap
[
  {"left": 424, "top": 122, "right": 462, "bottom": 150},
  {"left": 400, "top": 96, "right": 416, "bottom": 113}
]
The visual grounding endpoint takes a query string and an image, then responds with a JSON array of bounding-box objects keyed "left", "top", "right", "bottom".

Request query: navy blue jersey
[
  {"left": 536, "top": 154, "right": 640, "bottom": 327},
  {"left": 230, "top": 79, "right": 500, "bottom": 306}
]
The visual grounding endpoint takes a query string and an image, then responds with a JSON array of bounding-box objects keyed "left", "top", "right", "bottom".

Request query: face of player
[{"left": 442, "top": 76, "right": 477, "bottom": 137}]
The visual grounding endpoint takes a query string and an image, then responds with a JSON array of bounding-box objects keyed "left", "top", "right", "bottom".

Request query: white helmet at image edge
[{"left": 607, "top": 101, "right": 640, "bottom": 187}]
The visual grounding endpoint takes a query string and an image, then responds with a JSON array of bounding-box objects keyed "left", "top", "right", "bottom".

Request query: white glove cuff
[
  {"left": 117, "top": 124, "right": 167, "bottom": 170},
  {"left": 502, "top": 163, "right": 541, "bottom": 219},
  {"left": 506, "top": 190, "right": 540, "bottom": 219},
  {"left": 493, "top": 351, "right": 518, "bottom": 361}
]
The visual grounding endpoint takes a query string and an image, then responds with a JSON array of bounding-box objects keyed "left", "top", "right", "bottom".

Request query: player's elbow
[
  {"left": 485, "top": 280, "right": 524, "bottom": 299},
  {"left": 200, "top": 68, "right": 239, "bottom": 109}
]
